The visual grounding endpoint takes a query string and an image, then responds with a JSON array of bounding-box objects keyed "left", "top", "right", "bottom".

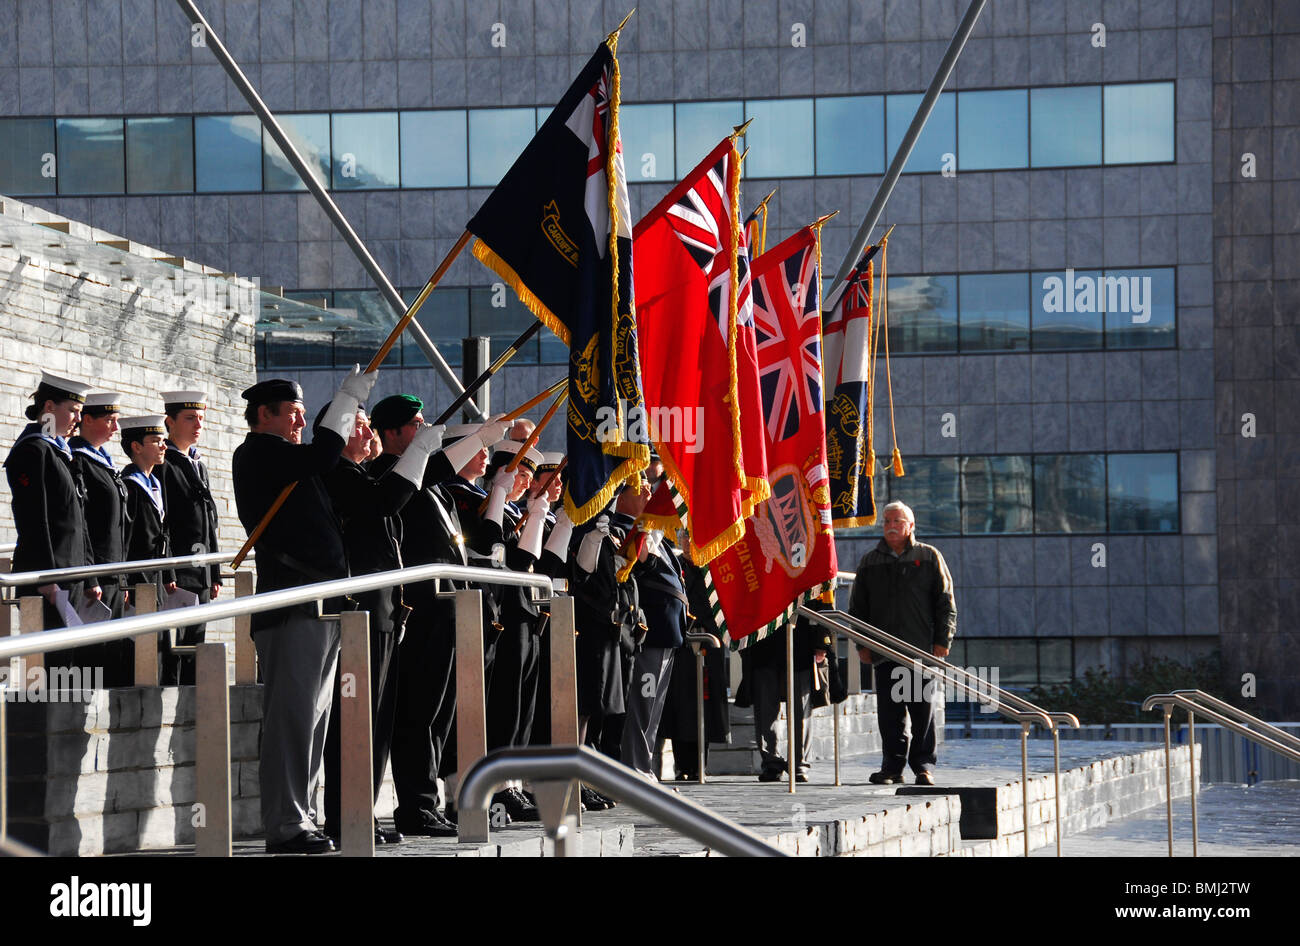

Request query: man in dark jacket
[
  {"left": 159, "top": 391, "right": 221, "bottom": 685},
  {"left": 849, "top": 501, "right": 956, "bottom": 786},
  {"left": 232, "top": 369, "right": 377, "bottom": 855}
]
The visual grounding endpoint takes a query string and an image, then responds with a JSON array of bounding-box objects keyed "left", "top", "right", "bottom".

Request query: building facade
[{"left": 0, "top": 0, "right": 1295, "bottom": 714}]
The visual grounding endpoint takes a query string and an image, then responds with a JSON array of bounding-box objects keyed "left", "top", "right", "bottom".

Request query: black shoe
[
  {"left": 869, "top": 770, "right": 906, "bottom": 785},
  {"left": 395, "top": 814, "right": 457, "bottom": 838},
  {"left": 795, "top": 771, "right": 809, "bottom": 784},
  {"left": 494, "top": 788, "right": 541, "bottom": 823},
  {"left": 375, "top": 824, "right": 405, "bottom": 844},
  {"left": 580, "top": 785, "right": 611, "bottom": 811},
  {"left": 266, "top": 830, "right": 335, "bottom": 855},
  {"left": 914, "top": 770, "right": 935, "bottom": 786},
  {"left": 442, "top": 803, "right": 458, "bottom": 825},
  {"left": 758, "top": 768, "right": 785, "bottom": 783}
]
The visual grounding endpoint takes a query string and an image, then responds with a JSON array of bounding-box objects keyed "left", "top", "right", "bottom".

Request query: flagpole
[
  {"left": 173, "top": 0, "right": 483, "bottom": 421},
  {"left": 824, "top": 0, "right": 989, "bottom": 305}
]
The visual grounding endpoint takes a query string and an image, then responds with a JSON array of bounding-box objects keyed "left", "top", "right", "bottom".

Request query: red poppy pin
[{"left": 15, "top": 473, "right": 29, "bottom": 488}]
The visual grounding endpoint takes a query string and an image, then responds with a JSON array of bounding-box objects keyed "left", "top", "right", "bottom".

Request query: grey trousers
[
  {"left": 254, "top": 613, "right": 341, "bottom": 844},
  {"left": 753, "top": 665, "right": 814, "bottom": 775},
  {"left": 621, "top": 646, "right": 675, "bottom": 779}
]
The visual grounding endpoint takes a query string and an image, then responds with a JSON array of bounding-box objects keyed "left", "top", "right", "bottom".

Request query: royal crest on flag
[{"left": 466, "top": 34, "right": 648, "bottom": 523}]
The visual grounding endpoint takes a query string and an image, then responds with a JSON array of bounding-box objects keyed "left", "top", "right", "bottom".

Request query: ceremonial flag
[
  {"left": 633, "top": 135, "right": 759, "bottom": 563},
  {"left": 734, "top": 205, "right": 771, "bottom": 518},
  {"left": 466, "top": 33, "right": 648, "bottom": 523},
  {"left": 708, "top": 226, "right": 838, "bottom": 644},
  {"left": 823, "top": 257, "right": 878, "bottom": 527}
]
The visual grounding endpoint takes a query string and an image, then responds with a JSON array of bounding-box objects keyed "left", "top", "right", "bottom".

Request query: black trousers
[
  {"left": 752, "top": 665, "right": 814, "bottom": 776},
  {"left": 160, "top": 584, "right": 210, "bottom": 686},
  {"left": 389, "top": 602, "right": 457, "bottom": 827},
  {"left": 322, "top": 621, "right": 399, "bottom": 832},
  {"left": 873, "top": 659, "right": 938, "bottom": 775},
  {"left": 486, "top": 621, "right": 540, "bottom": 751}
]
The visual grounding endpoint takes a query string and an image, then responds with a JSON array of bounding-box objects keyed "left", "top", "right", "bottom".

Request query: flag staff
[
  {"left": 173, "top": 0, "right": 483, "bottom": 421},
  {"left": 824, "top": 0, "right": 989, "bottom": 306}
]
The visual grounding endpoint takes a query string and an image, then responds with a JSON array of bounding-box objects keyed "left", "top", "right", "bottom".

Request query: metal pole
[
  {"left": 833, "top": 688, "right": 841, "bottom": 787},
  {"left": 455, "top": 589, "right": 489, "bottom": 843},
  {"left": 1188, "top": 711, "right": 1198, "bottom": 858},
  {"left": 173, "top": 0, "right": 482, "bottom": 419},
  {"left": 194, "top": 641, "right": 232, "bottom": 856},
  {"left": 339, "top": 611, "right": 374, "bottom": 857},
  {"left": 549, "top": 595, "right": 581, "bottom": 824},
  {"left": 695, "top": 645, "right": 706, "bottom": 784},
  {"left": 1020, "top": 723, "right": 1030, "bottom": 858},
  {"left": 1052, "top": 729, "right": 1062, "bottom": 857},
  {"left": 233, "top": 570, "right": 256, "bottom": 684},
  {"left": 18, "top": 597, "right": 43, "bottom": 683},
  {"left": 786, "top": 624, "right": 796, "bottom": 794},
  {"left": 463, "top": 337, "right": 492, "bottom": 424},
  {"left": 825, "top": 0, "right": 989, "bottom": 304},
  {"left": 1163, "top": 707, "right": 1174, "bottom": 857},
  {"left": 132, "top": 583, "right": 157, "bottom": 687}
]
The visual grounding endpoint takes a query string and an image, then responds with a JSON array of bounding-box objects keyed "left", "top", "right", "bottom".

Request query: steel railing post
[
  {"left": 548, "top": 595, "right": 580, "bottom": 824},
  {"left": 194, "top": 641, "right": 231, "bottom": 856},
  {"left": 786, "top": 623, "right": 796, "bottom": 794},
  {"left": 1052, "top": 728, "right": 1062, "bottom": 857},
  {"left": 455, "top": 589, "right": 489, "bottom": 843},
  {"left": 233, "top": 571, "right": 257, "bottom": 685},
  {"left": 695, "top": 641, "right": 706, "bottom": 784},
  {"left": 1020, "top": 721, "right": 1031, "bottom": 858},
  {"left": 133, "top": 583, "right": 158, "bottom": 687},
  {"left": 1188, "top": 710, "right": 1198, "bottom": 858},
  {"left": 18, "top": 596, "right": 43, "bottom": 685},
  {"left": 339, "top": 610, "right": 374, "bottom": 857},
  {"left": 1162, "top": 705, "right": 1174, "bottom": 857}
]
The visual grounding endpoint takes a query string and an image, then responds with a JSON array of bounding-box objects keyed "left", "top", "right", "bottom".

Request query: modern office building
[{"left": 1, "top": 0, "right": 1295, "bottom": 715}]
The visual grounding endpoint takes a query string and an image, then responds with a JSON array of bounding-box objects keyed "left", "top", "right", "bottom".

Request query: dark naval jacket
[
  {"left": 232, "top": 428, "right": 347, "bottom": 632},
  {"left": 615, "top": 512, "right": 686, "bottom": 650},
  {"left": 121, "top": 463, "right": 175, "bottom": 598},
  {"left": 161, "top": 441, "right": 221, "bottom": 592},
  {"left": 4, "top": 424, "right": 92, "bottom": 596},
  {"left": 70, "top": 437, "right": 129, "bottom": 611},
  {"left": 849, "top": 536, "right": 957, "bottom": 657}
]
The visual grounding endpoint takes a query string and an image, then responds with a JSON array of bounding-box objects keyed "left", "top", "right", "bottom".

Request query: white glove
[
  {"left": 475, "top": 415, "right": 512, "bottom": 449},
  {"left": 642, "top": 527, "right": 665, "bottom": 558},
  {"left": 321, "top": 364, "right": 377, "bottom": 443},
  {"left": 391, "top": 423, "right": 445, "bottom": 488},
  {"left": 576, "top": 526, "right": 606, "bottom": 574},
  {"left": 595, "top": 514, "right": 612, "bottom": 536},
  {"left": 485, "top": 467, "right": 515, "bottom": 527},
  {"left": 440, "top": 429, "right": 486, "bottom": 472},
  {"left": 518, "top": 495, "right": 551, "bottom": 560},
  {"left": 526, "top": 493, "right": 550, "bottom": 516},
  {"left": 543, "top": 508, "right": 574, "bottom": 562}
]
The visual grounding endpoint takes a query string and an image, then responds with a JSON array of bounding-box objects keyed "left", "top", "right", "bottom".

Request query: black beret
[
  {"left": 241, "top": 378, "right": 304, "bottom": 407},
  {"left": 370, "top": 393, "right": 423, "bottom": 431}
]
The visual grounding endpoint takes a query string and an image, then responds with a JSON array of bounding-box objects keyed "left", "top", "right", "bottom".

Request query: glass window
[
  {"left": 331, "top": 112, "right": 399, "bottom": 189},
  {"left": 957, "top": 89, "right": 1028, "bottom": 170},
  {"left": 621, "top": 103, "right": 675, "bottom": 183},
  {"left": 403, "top": 286, "right": 467, "bottom": 369},
  {"left": 0, "top": 118, "right": 56, "bottom": 196},
  {"left": 195, "top": 115, "right": 263, "bottom": 192},
  {"left": 1032, "top": 269, "right": 1104, "bottom": 350},
  {"left": 56, "top": 118, "right": 125, "bottom": 195},
  {"left": 399, "top": 111, "right": 467, "bottom": 188},
  {"left": 964, "top": 639, "right": 1039, "bottom": 687},
  {"left": 886, "top": 92, "right": 955, "bottom": 174},
  {"left": 1038, "top": 639, "right": 1072, "bottom": 685},
  {"left": 887, "top": 274, "right": 958, "bottom": 353},
  {"left": 1034, "top": 454, "right": 1106, "bottom": 533},
  {"left": 1103, "top": 267, "right": 1176, "bottom": 349},
  {"left": 333, "top": 328, "right": 395, "bottom": 368},
  {"left": 265, "top": 333, "right": 333, "bottom": 369},
  {"left": 960, "top": 454, "right": 1033, "bottom": 535},
  {"left": 263, "top": 113, "right": 330, "bottom": 192},
  {"left": 1030, "top": 85, "right": 1102, "bottom": 168},
  {"left": 1108, "top": 453, "right": 1178, "bottom": 533},
  {"left": 959, "top": 272, "right": 1030, "bottom": 352},
  {"left": 743, "top": 98, "right": 814, "bottom": 178},
  {"left": 126, "top": 117, "right": 194, "bottom": 194},
  {"left": 675, "top": 101, "right": 743, "bottom": 178},
  {"left": 470, "top": 287, "right": 541, "bottom": 364},
  {"left": 467, "top": 108, "right": 535, "bottom": 187},
  {"left": 816, "top": 95, "right": 885, "bottom": 176},
  {"left": 333, "top": 290, "right": 401, "bottom": 366},
  {"left": 1103, "top": 82, "right": 1175, "bottom": 164},
  {"left": 887, "top": 456, "right": 960, "bottom": 536}
]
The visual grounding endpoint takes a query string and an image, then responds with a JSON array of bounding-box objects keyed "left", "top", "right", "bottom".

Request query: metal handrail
[
  {"left": 798, "top": 605, "right": 1049, "bottom": 857},
  {"left": 1169, "top": 689, "right": 1300, "bottom": 753},
  {"left": 0, "top": 563, "right": 553, "bottom": 661},
  {"left": 684, "top": 630, "right": 721, "bottom": 784},
  {"left": 1143, "top": 691, "right": 1300, "bottom": 859},
  {"left": 0, "top": 550, "right": 254, "bottom": 587},
  {"left": 459, "top": 746, "right": 786, "bottom": 857}
]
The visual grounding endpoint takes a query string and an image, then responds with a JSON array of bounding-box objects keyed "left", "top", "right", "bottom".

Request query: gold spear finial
[
  {"left": 732, "top": 118, "right": 754, "bottom": 139},
  {"left": 811, "top": 209, "right": 841, "bottom": 229},
  {"left": 607, "top": 8, "right": 636, "bottom": 44}
]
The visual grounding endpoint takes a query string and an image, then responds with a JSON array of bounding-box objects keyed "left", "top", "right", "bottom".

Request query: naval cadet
[
  {"left": 4, "top": 372, "right": 101, "bottom": 647},
  {"left": 232, "top": 370, "right": 378, "bottom": 855},
  {"left": 119, "top": 416, "right": 177, "bottom": 607},
  {"left": 67, "top": 392, "right": 133, "bottom": 684},
  {"left": 159, "top": 390, "right": 221, "bottom": 685}
]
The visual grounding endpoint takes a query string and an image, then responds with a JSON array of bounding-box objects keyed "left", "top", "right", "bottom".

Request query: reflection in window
[
  {"left": 886, "top": 92, "right": 955, "bottom": 173},
  {"left": 1037, "top": 639, "right": 1072, "bottom": 685},
  {"left": 56, "top": 118, "right": 125, "bottom": 195},
  {"left": 1032, "top": 269, "right": 1104, "bottom": 350},
  {"left": 960, "top": 455, "right": 1033, "bottom": 535},
  {"left": 404, "top": 286, "right": 468, "bottom": 369},
  {"left": 195, "top": 115, "right": 262, "bottom": 192},
  {"left": 1108, "top": 453, "right": 1178, "bottom": 533},
  {"left": 400, "top": 111, "right": 467, "bottom": 188},
  {"left": 816, "top": 96, "right": 884, "bottom": 176},
  {"left": 957, "top": 89, "right": 1027, "bottom": 170},
  {"left": 889, "top": 456, "right": 961, "bottom": 536},
  {"left": 333, "top": 290, "right": 401, "bottom": 366},
  {"left": 959, "top": 272, "right": 1030, "bottom": 352},
  {"left": 964, "top": 639, "right": 1039, "bottom": 687},
  {"left": 621, "top": 103, "right": 675, "bottom": 182},
  {"left": 1104, "top": 82, "right": 1175, "bottom": 164},
  {"left": 1104, "top": 267, "right": 1176, "bottom": 349},
  {"left": 887, "top": 274, "right": 958, "bottom": 353},
  {"left": 744, "top": 99, "right": 814, "bottom": 178},
  {"left": 1030, "top": 86, "right": 1102, "bottom": 167},
  {"left": 263, "top": 113, "right": 331, "bottom": 192},
  {"left": 1034, "top": 454, "right": 1106, "bottom": 533},
  {"left": 331, "top": 112, "right": 399, "bottom": 189},
  {"left": 468, "top": 108, "right": 535, "bottom": 187},
  {"left": 0, "top": 118, "right": 56, "bottom": 196},
  {"left": 469, "top": 287, "right": 540, "bottom": 364},
  {"left": 675, "top": 101, "right": 743, "bottom": 176},
  {"left": 265, "top": 333, "right": 334, "bottom": 369},
  {"left": 126, "top": 117, "right": 194, "bottom": 194}
]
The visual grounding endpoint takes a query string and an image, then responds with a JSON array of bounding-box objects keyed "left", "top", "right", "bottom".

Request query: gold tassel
[{"left": 892, "top": 447, "right": 905, "bottom": 478}]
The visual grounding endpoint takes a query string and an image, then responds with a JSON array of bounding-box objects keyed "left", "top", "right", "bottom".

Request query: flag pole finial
[
  {"left": 811, "top": 209, "right": 840, "bottom": 230},
  {"left": 878, "top": 222, "right": 896, "bottom": 245},
  {"left": 758, "top": 187, "right": 778, "bottom": 209},
  {"left": 737, "top": 146, "right": 750, "bottom": 165},
  {"left": 607, "top": 7, "right": 636, "bottom": 43},
  {"left": 732, "top": 118, "right": 754, "bottom": 139}
]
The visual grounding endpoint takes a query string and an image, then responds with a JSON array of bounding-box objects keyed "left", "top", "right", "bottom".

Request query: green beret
[{"left": 370, "top": 393, "right": 423, "bottom": 431}]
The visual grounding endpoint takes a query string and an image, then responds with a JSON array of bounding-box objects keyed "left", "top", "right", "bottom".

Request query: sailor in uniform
[{"left": 118, "top": 415, "right": 177, "bottom": 608}]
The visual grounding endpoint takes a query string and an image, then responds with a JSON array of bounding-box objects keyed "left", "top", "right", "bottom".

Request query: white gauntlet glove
[
  {"left": 543, "top": 508, "right": 574, "bottom": 563},
  {"left": 642, "top": 527, "right": 665, "bottom": 558},
  {"left": 476, "top": 415, "right": 512, "bottom": 448},
  {"left": 485, "top": 466, "right": 515, "bottom": 527},
  {"left": 391, "top": 423, "right": 445, "bottom": 487},
  {"left": 440, "top": 414, "right": 508, "bottom": 472},
  {"left": 517, "top": 494, "right": 551, "bottom": 560},
  {"left": 575, "top": 515, "right": 610, "bottom": 574},
  {"left": 321, "top": 364, "right": 379, "bottom": 442}
]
